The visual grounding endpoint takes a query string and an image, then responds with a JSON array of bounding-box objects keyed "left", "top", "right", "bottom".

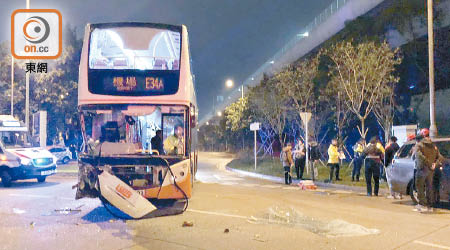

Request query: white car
[{"left": 48, "top": 146, "right": 72, "bottom": 164}]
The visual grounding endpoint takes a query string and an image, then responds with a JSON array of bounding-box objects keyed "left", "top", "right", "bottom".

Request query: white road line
[
  {"left": 186, "top": 209, "right": 248, "bottom": 219},
  {"left": 413, "top": 240, "right": 450, "bottom": 250},
  {"left": 9, "top": 193, "right": 73, "bottom": 200},
  {"left": 241, "top": 184, "right": 259, "bottom": 187},
  {"left": 261, "top": 185, "right": 281, "bottom": 189},
  {"left": 213, "top": 174, "right": 243, "bottom": 181},
  {"left": 282, "top": 187, "right": 300, "bottom": 190},
  {"left": 221, "top": 182, "right": 238, "bottom": 186}
]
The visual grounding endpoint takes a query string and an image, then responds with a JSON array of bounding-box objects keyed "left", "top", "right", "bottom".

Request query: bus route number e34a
[{"left": 145, "top": 77, "right": 164, "bottom": 91}]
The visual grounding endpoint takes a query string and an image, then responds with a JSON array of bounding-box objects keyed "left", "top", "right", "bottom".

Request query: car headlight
[{"left": 20, "top": 158, "right": 32, "bottom": 166}]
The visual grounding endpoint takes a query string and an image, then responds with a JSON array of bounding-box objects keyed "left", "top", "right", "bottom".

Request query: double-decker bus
[{"left": 75, "top": 22, "right": 198, "bottom": 218}]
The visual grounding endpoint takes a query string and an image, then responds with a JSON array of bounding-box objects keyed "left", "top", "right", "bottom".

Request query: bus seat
[
  {"left": 153, "top": 59, "right": 167, "bottom": 69},
  {"left": 101, "top": 121, "right": 120, "bottom": 142},
  {"left": 113, "top": 58, "right": 128, "bottom": 67},
  {"left": 172, "top": 60, "right": 179, "bottom": 70}
]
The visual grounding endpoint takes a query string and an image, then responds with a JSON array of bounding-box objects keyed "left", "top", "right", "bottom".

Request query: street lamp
[
  {"left": 297, "top": 31, "right": 309, "bottom": 37},
  {"left": 226, "top": 79, "right": 234, "bottom": 88},
  {"left": 428, "top": 0, "right": 438, "bottom": 137},
  {"left": 225, "top": 79, "right": 244, "bottom": 99},
  {"left": 217, "top": 111, "right": 222, "bottom": 117}
]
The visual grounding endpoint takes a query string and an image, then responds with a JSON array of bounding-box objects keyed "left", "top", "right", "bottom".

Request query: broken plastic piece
[
  {"left": 98, "top": 171, "right": 157, "bottom": 219},
  {"left": 182, "top": 221, "right": 194, "bottom": 227}
]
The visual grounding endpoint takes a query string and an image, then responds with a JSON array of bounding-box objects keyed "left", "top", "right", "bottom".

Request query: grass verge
[{"left": 227, "top": 156, "right": 388, "bottom": 189}]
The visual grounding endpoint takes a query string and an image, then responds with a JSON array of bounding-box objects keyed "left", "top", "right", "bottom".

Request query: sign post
[
  {"left": 250, "top": 122, "right": 260, "bottom": 170},
  {"left": 300, "top": 112, "right": 312, "bottom": 179}
]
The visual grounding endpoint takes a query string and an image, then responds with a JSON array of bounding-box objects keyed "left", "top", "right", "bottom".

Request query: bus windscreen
[
  {"left": 87, "top": 25, "right": 181, "bottom": 96},
  {"left": 89, "top": 26, "right": 180, "bottom": 70}
]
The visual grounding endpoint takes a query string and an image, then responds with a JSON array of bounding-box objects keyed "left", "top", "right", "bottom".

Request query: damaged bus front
[{"left": 75, "top": 23, "right": 198, "bottom": 219}]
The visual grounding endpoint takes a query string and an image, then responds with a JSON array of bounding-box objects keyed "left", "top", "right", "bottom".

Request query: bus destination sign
[
  {"left": 88, "top": 70, "right": 179, "bottom": 96},
  {"left": 112, "top": 76, "right": 164, "bottom": 92}
]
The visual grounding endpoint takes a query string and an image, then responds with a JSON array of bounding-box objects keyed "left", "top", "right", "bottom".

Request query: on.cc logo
[{"left": 23, "top": 16, "right": 50, "bottom": 44}]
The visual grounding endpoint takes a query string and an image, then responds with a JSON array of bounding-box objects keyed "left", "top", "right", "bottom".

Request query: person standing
[
  {"left": 362, "top": 137, "right": 384, "bottom": 196},
  {"left": 352, "top": 139, "right": 365, "bottom": 182},
  {"left": 309, "top": 139, "right": 321, "bottom": 181},
  {"left": 385, "top": 136, "right": 400, "bottom": 199},
  {"left": 164, "top": 124, "right": 184, "bottom": 155},
  {"left": 281, "top": 143, "right": 294, "bottom": 185},
  {"left": 413, "top": 129, "right": 441, "bottom": 213},
  {"left": 327, "top": 139, "right": 342, "bottom": 182},
  {"left": 293, "top": 140, "right": 306, "bottom": 180},
  {"left": 151, "top": 130, "right": 164, "bottom": 155}
]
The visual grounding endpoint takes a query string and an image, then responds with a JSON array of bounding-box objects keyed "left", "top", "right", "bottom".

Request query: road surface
[{"left": 1, "top": 152, "right": 449, "bottom": 250}]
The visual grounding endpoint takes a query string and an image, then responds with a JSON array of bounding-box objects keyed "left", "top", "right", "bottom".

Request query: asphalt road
[{"left": 1, "top": 152, "right": 450, "bottom": 250}]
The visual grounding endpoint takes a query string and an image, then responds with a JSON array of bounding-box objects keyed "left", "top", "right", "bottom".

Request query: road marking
[
  {"left": 413, "top": 240, "right": 450, "bottom": 250},
  {"left": 9, "top": 193, "right": 73, "bottom": 200},
  {"left": 213, "top": 174, "right": 243, "bottom": 181},
  {"left": 241, "top": 184, "right": 259, "bottom": 187},
  {"left": 187, "top": 209, "right": 248, "bottom": 219},
  {"left": 261, "top": 185, "right": 281, "bottom": 189},
  {"left": 282, "top": 187, "right": 300, "bottom": 190},
  {"left": 221, "top": 182, "right": 238, "bottom": 186}
]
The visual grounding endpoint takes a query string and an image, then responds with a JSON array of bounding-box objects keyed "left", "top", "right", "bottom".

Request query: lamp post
[
  {"left": 225, "top": 79, "right": 245, "bottom": 150},
  {"left": 25, "top": 0, "right": 30, "bottom": 132},
  {"left": 428, "top": 0, "right": 438, "bottom": 137},
  {"left": 11, "top": 57, "right": 14, "bottom": 116}
]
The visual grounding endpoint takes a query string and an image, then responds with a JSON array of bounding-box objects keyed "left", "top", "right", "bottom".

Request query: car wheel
[
  {"left": 1, "top": 170, "right": 12, "bottom": 187},
  {"left": 62, "top": 156, "right": 70, "bottom": 164},
  {"left": 37, "top": 176, "right": 46, "bottom": 183}
]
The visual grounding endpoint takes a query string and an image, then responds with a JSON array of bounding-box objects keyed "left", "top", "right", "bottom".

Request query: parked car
[
  {"left": 48, "top": 146, "right": 72, "bottom": 164},
  {"left": 386, "top": 137, "right": 450, "bottom": 204}
]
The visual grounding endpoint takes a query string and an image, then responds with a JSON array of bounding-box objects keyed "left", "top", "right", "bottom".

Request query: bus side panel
[{"left": 158, "top": 172, "right": 192, "bottom": 199}]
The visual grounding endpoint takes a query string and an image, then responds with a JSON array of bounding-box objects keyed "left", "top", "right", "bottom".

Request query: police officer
[
  {"left": 413, "top": 128, "right": 441, "bottom": 213},
  {"left": 362, "top": 137, "right": 384, "bottom": 196},
  {"left": 352, "top": 139, "right": 365, "bottom": 182}
]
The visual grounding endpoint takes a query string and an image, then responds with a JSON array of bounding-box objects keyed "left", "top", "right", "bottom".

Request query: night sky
[{"left": 1, "top": 0, "right": 334, "bottom": 118}]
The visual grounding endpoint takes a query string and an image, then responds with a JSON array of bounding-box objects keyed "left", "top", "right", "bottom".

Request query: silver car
[
  {"left": 48, "top": 146, "right": 72, "bottom": 164},
  {"left": 387, "top": 137, "right": 450, "bottom": 204}
]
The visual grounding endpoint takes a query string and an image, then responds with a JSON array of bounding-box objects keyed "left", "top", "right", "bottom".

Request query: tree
[
  {"left": 276, "top": 54, "right": 320, "bottom": 137},
  {"left": 326, "top": 40, "right": 402, "bottom": 141},
  {"left": 224, "top": 96, "right": 250, "bottom": 132},
  {"left": 249, "top": 74, "right": 289, "bottom": 149},
  {"left": 373, "top": 83, "right": 396, "bottom": 142}
]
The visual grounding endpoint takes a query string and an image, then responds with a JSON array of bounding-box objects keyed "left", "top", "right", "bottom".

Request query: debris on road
[
  {"left": 13, "top": 208, "right": 26, "bottom": 214},
  {"left": 253, "top": 234, "right": 266, "bottom": 242},
  {"left": 298, "top": 180, "right": 317, "bottom": 190},
  {"left": 224, "top": 228, "right": 229, "bottom": 233},
  {"left": 30, "top": 222, "right": 35, "bottom": 228},
  {"left": 182, "top": 221, "right": 194, "bottom": 227},
  {"left": 249, "top": 206, "right": 380, "bottom": 238},
  {"left": 54, "top": 207, "right": 81, "bottom": 215}
]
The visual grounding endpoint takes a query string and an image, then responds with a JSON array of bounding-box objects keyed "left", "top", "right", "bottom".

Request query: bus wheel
[
  {"left": 37, "top": 176, "right": 46, "bottom": 183},
  {"left": 1, "top": 170, "right": 12, "bottom": 187}
]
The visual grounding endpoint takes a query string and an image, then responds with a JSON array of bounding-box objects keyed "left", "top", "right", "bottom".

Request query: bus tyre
[
  {"left": 1, "top": 170, "right": 12, "bottom": 187},
  {"left": 62, "top": 156, "right": 70, "bottom": 164},
  {"left": 37, "top": 176, "right": 46, "bottom": 183}
]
